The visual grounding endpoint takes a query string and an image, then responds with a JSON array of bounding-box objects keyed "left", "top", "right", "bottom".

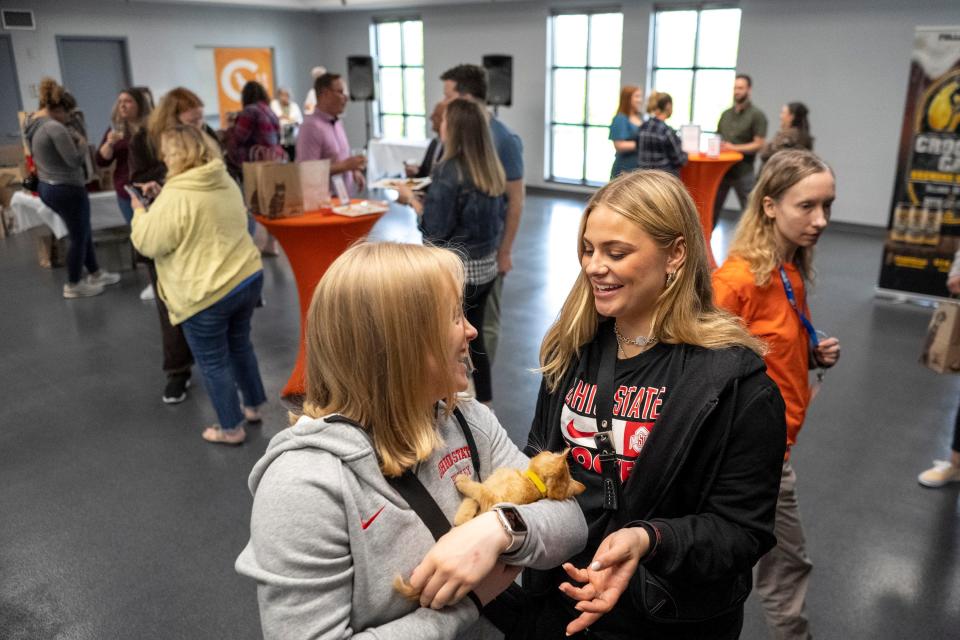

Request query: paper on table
[
  {"left": 298, "top": 159, "right": 330, "bottom": 211},
  {"left": 680, "top": 125, "right": 701, "bottom": 154}
]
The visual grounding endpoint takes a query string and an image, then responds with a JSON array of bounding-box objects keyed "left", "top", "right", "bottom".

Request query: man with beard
[{"left": 714, "top": 74, "right": 767, "bottom": 226}]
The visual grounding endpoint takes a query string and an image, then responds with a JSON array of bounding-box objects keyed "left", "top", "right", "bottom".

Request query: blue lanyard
[{"left": 779, "top": 266, "right": 819, "bottom": 348}]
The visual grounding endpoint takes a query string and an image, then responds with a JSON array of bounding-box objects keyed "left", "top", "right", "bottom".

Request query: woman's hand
[
  {"left": 813, "top": 337, "right": 840, "bottom": 368},
  {"left": 395, "top": 184, "right": 414, "bottom": 205},
  {"left": 135, "top": 181, "right": 162, "bottom": 199},
  {"left": 558, "top": 527, "right": 650, "bottom": 636},
  {"left": 129, "top": 192, "right": 144, "bottom": 212},
  {"left": 407, "top": 511, "right": 510, "bottom": 609},
  {"left": 107, "top": 129, "right": 124, "bottom": 145},
  {"left": 947, "top": 274, "right": 960, "bottom": 296}
]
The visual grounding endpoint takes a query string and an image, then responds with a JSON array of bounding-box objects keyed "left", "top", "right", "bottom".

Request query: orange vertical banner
[{"left": 213, "top": 48, "right": 274, "bottom": 127}]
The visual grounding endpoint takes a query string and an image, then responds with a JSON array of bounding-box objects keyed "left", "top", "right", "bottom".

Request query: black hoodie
[{"left": 523, "top": 322, "right": 786, "bottom": 639}]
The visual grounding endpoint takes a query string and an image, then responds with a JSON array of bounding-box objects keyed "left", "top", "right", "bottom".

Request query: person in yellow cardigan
[{"left": 131, "top": 125, "right": 265, "bottom": 445}]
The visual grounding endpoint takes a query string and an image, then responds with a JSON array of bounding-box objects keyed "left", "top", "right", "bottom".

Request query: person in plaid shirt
[
  {"left": 635, "top": 92, "right": 687, "bottom": 177},
  {"left": 229, "top": 81, "right": 284, "bottom": 168}
]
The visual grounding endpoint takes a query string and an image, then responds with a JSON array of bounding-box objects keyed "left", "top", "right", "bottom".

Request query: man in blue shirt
[{"left": 440, "top": 64, "right": 524, "bottom": 366}]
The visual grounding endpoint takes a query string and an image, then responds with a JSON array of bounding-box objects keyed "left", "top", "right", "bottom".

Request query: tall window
[
  {"left": 372, "top": 19, "right": 426, "bottom": 139},
  {"left": 650, "top": 6, "right": 741, "bottom": 133},
  {"left": 547, "top": 11, "right": 624, "bottom": 185}
]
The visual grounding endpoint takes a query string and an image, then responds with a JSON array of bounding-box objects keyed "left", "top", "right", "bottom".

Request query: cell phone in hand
[{"left": 124, "top": 184, "right": 152, "bottom": 207}]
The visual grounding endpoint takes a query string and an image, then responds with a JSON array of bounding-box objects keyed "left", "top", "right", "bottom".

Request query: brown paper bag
[
  {"left": 243, "top": 161, "right": 303, "bottom": 218},
  {"left": 920, "top": 302, "right": 960, "bottom": 374}
]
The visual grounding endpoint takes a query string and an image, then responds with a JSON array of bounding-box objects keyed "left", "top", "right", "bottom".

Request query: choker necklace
[{"left": 614, "top": 322, "right": 658, "bottom": 356}]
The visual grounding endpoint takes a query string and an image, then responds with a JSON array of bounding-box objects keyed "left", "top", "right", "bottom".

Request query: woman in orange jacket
[{"left": 712, "top": 149, "right": 840, "bottom": 640}]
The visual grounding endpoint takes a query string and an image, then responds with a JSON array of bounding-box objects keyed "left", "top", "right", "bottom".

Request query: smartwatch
[{"left": 492, "top": 505, "right": 528, "bottom": 554}]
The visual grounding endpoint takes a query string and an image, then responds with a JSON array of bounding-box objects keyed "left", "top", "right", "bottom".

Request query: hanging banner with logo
[
  {"left": 213, "top": 48, "right": 274, "bottom": 128},
  {"left": 878, "top": 27, "right": 960, "bottom": 299}
]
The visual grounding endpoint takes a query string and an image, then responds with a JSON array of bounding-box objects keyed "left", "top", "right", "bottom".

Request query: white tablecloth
[
  {"left": 366, "top": 138, "right": 431, "bottom": 182},
  {"left": 10, "top": 190, "right": 127, "bottom": 239}
]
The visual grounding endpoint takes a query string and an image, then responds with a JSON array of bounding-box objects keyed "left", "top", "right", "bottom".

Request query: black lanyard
[
  {"left": 594, "top": 325, "right": 621, "bottom": 511},
  {"left": 778, "top": 266, "right": 819, "bottom": 348}
]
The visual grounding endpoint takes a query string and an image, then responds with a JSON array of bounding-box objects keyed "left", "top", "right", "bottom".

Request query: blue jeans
[
  {"left": 180, "top": 272, "right": 266, "bottom": 430},
  {"left": 38, "top": 182, "right": 98, "bottom": 283},
  {"left": 117, "top": 196, "right": 134, "bottom": 224}
]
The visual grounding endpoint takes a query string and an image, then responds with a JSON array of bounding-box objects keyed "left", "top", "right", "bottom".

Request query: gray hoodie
[
  {"left": 25, "top": 115, "right": 86, "bottom": 186},
  {"left": 236, "top": 400, "right": 587, "bottom": 640}
]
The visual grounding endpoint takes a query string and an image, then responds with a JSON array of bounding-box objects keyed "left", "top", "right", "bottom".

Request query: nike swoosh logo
[
  {"left": 566, "top": 419, "right": 596, "bottom": 440},
  {"left": 360, "top": 505, "right": 386, "bottom": 530}
]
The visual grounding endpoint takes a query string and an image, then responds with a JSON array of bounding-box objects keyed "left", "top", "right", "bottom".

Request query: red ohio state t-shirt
[{"left": 559, "top": 341, "right": 683, "bottom": 498}]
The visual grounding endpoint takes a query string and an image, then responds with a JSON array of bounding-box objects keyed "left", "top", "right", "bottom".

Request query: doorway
[
  {"left": 0, "top": 34, "right": 23, "bottom": 149},
  {"left": 56, "top": 36, "right": 131, "bottom": 143}
]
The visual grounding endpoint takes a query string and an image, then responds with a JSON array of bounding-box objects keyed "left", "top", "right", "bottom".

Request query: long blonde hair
[
  {"left": 302, "top": 242, "right": 466, "bottom": 477},
  {"left": 441, "top": 98, "right": 506, "bottom": 196},
  {"left": 540, "top": 170, "right": 764, "bottom": 390},
  {"left": 160, "top": 125, "right": 221, "bottom": 177},
  {"left": 729, "top": 149, "right": 833, "bottom": 286},
  {"left": 147, "top": 87, "right": 203, "bottom": 151}
]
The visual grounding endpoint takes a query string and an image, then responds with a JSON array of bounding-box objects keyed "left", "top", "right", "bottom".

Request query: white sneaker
[
  {"left": 87, "top": 270, "right": 121, "bottom": 287},
  {"left": 918, "top": 460, "right": 960, "bottom": 487},
  {"left": 139, "top": 284, "right": 155, "bottom": 301},
  {"left": 63, "top": 281, "right": 105, "bottom": 298}
]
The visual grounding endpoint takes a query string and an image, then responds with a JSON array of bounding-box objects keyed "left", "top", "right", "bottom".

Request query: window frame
[
  {"left": 650, "top": 3, "right": 742, "bottom": 134},
  {"left": 371, "top": 16, "right": 426, "bottom": 139},
  {"left": 546, "top": 8, "right": 624, "bottom": 187}
]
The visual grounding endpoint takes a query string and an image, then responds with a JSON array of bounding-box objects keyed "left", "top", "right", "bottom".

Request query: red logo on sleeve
[{"left": 360, "top": 505, "right": 386, "bottom": 530}]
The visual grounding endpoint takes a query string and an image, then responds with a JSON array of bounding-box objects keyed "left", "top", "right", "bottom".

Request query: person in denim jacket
[{"left": 395, "top": 99, "right": 506, "bottom": 405}]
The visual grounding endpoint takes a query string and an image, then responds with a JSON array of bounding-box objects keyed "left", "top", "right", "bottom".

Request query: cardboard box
[
  {"left": 0, "top": 143, "right": 24, "bottom": 168},
  {"left": 30, "top": 227, "right": 67, "bottom": 269}
]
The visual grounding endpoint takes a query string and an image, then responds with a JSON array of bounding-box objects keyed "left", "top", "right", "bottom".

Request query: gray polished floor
[{"left": 1, "top": 192, "right": 958, "bottom": 639}]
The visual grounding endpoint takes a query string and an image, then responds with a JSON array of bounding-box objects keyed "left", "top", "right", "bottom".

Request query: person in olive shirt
[{"left": 714, "top": 73, "right": 767, "bottom": 227}]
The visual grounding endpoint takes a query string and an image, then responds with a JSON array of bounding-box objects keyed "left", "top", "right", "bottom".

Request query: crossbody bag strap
[
  {"left": 453, "top": 406, "right": 481, "bottom": 480},
  {"left": 593, "top": 324, "right": 620, "bottom": 511}
]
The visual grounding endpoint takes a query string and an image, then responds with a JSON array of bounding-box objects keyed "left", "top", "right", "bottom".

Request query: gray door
[
  {"left": 57, "top": 37, "right": 131, "bottom": 143},
  {"left": 0, "top": 35, "right": 23, "bottom": 147}
]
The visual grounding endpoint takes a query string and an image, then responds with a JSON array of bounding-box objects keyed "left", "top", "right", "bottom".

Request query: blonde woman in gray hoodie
[{"left": 236, "top": 242, "right": 587, "bottom": 639}]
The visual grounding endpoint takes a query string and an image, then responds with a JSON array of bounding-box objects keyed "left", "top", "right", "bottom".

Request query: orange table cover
[
  {"left": 679, "top": 151, "right": 743, "bottom": 269},
  {"left": 255, "top": 204, "right": 384, "bottom": 398}
]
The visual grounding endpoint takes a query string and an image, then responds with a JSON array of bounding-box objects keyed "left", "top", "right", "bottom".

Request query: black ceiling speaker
[
  {"left": 347, "top": 55, "right": 375, "bottom": 101},
  {"left": 483, "top": 55, "right": 512, "bottom": 107}
]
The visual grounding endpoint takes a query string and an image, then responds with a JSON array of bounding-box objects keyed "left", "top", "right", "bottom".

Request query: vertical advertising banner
[
  {"left": 878, "top": 27, "right": 960, "bottom": 299},
  {"left": 213, "top": 48, "right": 274, "bottom": 128}
]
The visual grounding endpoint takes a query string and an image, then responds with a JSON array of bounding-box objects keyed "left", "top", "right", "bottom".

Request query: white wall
[
  {"left": 310, "top": 0, "right": 960, "bottom": 227},
  {"left": 738, "top": 0, "right": 960, "bottom": 226},
  {"left": 7, "top": 0, "right": 959, "bottom": 226},
  {"left": 3, "top": 0, "right": 324, "bottom": 123}
]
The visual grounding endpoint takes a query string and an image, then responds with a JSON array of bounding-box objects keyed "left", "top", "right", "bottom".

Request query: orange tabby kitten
[{"left": 394, "top": 450, "right": 584, "bottom": 600}]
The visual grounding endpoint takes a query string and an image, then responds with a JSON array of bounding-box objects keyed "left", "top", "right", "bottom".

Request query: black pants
[
  {"left": 146, "top": 259, "right": 194, "bottom": 377},
  {"left": 712, "top": 168, "right": 756, "bottom": 228},
  {"left": 38, "top": 182, "right": 98, "bottom": 284},
  {"left": 465, "top": 279, "right": 496, "bottom": 403}
]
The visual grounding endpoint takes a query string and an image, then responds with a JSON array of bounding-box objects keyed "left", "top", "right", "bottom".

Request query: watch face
[{"left": 499, "top": 507, "right": 528, "bottom": 533}]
